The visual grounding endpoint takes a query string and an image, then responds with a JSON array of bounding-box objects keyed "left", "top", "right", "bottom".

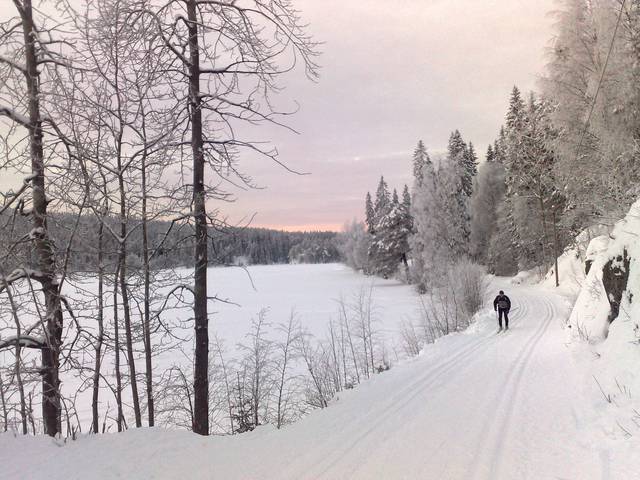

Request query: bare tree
[
  {"left": 0, "top": 0, "right": 77, "bottom": 436},
  {"left": 274, "top": 310, "right": 301, "bottom": 429}
]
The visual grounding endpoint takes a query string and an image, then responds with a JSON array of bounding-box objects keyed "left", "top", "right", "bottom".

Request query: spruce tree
[
  {"left": 486, "top": 144, "right": 495, "bottom": 163},
  {"left": 365, "top": 192, "right": 375, "bottom": 234},
  {"left": 370, "top": 200, "right": 411, "bottom": 279},
  {"left": 461, "top": 141, "right": 478, "bottom": 197},
  {"left": 402, "top": 184, "right": 411, "bottom": 207},
  {"left": 408, "top": 152, "right": 439, "bottom": 290},
  {"left": 373, "top": 176, "right": 391, "bottom": 229},
  {"left": 412, "top": 140, "right": 429, "bottom": 186},
  {"left": 447, "top": 130, "right": 472, "bottom": 254}
]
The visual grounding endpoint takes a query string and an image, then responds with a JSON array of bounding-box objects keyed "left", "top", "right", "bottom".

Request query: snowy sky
[{"left": 0, "top": 0, "right": 557, "bottom": 231}]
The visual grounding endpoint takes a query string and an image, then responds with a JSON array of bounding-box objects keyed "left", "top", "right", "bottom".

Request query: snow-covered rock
[{"left": 563, "top": 199, "right": 640, "bottom": 444}]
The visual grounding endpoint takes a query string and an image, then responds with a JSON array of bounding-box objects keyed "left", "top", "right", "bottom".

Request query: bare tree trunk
[
  {"left": 538, "top": 194, "right": 550, "bottom": 269},
  {"left": 276, "top": 313, "right": 296, "bottom": 429},
  {"left": 340, "top": 300, "right": 360, "bottom": 384},
  {"left": 327, "top": 320, "right": 341, "bottom": 393},
  {"left": 213, "top": 337, "right": 234, "bottom": 434},
  {"left": 28, "top": 392, "right": 36, "bottom": 435},
  {"left": 187, "top": 0, "right": 210, "bottom": 436},
  {"left": 141, "top": 137, "right": 154, "bottom": 427},
  {"left": 4, "top": 281, "right": 28, "bottom": 434},
  {"left": 92, "top": 213, "right": 106, "bottom": 434},
  {"left": 365, "top": 288, "right": 375, "bottom": 374},
  {"left": 552, "top": 209, "right": 560, "bottom": 287},
  {"left": 113, "top": 268, "right": 124, "bottom": 432},
  {"left": 339, "top": 317, "right": 348, "bottom": 387},
  {"left": 0, "top": 374, "right": 7, "bottom": 432},
  {"left": 17, "top": 0, "right": 64, "bottom": 437}
]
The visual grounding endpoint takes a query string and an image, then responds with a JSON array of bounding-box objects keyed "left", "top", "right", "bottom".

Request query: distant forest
[{"left": 0, "top": 211, "right": 341, "bottom": 273}]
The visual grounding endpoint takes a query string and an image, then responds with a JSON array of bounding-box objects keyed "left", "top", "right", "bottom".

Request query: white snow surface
[
  {"left": 2, "top": 277, "right": 638, "bottom": 479},
  {"left": 562, "top": 199, "right": 640, "bottom": 455}
]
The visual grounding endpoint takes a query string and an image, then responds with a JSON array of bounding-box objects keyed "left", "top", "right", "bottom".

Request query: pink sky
[
  {"left": 0, "top": 0, "right": 558, "bottom": 233},
  {"left": 220, "top": 0, "right": 557, "bottom": 232}
]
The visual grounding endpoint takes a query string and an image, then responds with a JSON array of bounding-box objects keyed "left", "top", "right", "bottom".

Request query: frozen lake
[{"left": 202, "top": 263, "right": 421, "bottom": 355}]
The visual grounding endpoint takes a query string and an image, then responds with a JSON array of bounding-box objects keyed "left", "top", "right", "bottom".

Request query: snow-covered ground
[
  {"left": 198, "top": 262, "right": 420, "bottom": 352},
  {"left": 0, "top": 263, "right": 422, "bottom": 430},
  {"left": 2, "top": 276, "right": 638, "bottom": 479}
]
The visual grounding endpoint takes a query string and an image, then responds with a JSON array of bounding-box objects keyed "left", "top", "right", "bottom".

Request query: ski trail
[
  {"left": 285, "top": 286, "right": 538, "bottom": 479},
  {"left": 289, "top": 332, "right": 496, "bottom": 479},
  {"left": 469, "top": 294, "right": 555, "bottom": 479}
]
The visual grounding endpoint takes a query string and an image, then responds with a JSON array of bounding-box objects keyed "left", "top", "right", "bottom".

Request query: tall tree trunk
[
  {"left": 187, "top": 0, "right": 210, "bottom": 436},
  {"left": 538, "top": 194, "right": 550, "bottom": 269},
  {"left": 0, "top": 374, "right": 7, "bottom": 432},
  {"left": 19, "top": 0, "right": 64, "bottom": 437},
  {"left": 117, "top": 152, "right": 142, "bottom": 428},
  {"left": 141, "top": 145, "right": 154, "bottom": 427},
  {"left": 113, "top": 268, "right": 124, "bottom": 432},
  {"left": 552, "top": 209, "right": 560, "bottom": 287},
  {"left": 92, "top": 214, "right": 105, "bottom": 434}
]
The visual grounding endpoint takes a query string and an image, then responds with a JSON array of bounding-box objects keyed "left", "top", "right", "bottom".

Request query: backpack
[{"left": 497, "top": 297, "right": 509, "bottom": 310}]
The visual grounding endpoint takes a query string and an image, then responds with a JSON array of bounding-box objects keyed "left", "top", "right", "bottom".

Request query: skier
[{"left": 493, "top": 290, "right": 511, "bottom": 332}]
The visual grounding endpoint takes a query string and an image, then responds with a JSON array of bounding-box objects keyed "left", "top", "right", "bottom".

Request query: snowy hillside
[
  {"left": 2, "top": 277, "right": 638, "bottom": 479},
  {"left": 558, "top": 200, "right": 640, "bottom": 449}
]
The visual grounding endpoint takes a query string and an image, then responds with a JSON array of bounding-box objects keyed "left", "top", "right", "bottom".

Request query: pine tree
[
  {"left": 368, "top": 177, "right": 392, "bottom": 276},
  {"left": 470, "top": 155, "right": 506, "bottom": 264},
  {"left": 448, "top": 130, "right": 467, "bottom": 160},
  {"left": 412, "top": 140, "right": 429, "bottom": 186},
  {"left": 446, "top": 130, "right": 472, "bottom": 254},
  {"left": 409, "top": 151, "right": 469, "bottom": 292},
  {"left": 369, "top": 200, "right": 411, "bottom": 279},
  {"left": 365, "top": 192, "right": 375, "bottom": 234},
  {"left": 374, "top": 176, "right": 391, "bottom": 221},
  {"left": 461, "top": 141, "right": 478, "bottom": 197},
  {"left": 486, "top": 144, "right": 495, "bottom": 163},
  {"left": 409, "top": 151, "right": 436, "bottom": 290},
  {"left": 401, "top": 184, "right": 412, "bottom": 228}
]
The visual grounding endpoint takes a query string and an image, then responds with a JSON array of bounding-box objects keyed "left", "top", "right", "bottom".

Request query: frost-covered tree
[
  {"left": 447, "top": 131, "right": 472, "bottom": 254},
  {"left": 462, "top": 141, "right": 478, "bottom": 197},
  {"left": 409, "top": 150, "right": 437, "bottom": 290},
  {"left": 485, "top": 144, "right": 496, "bottom": 163},
  {"left": 401, "top": 184, "right": 412, "bottom": 232},
  {"left": 501, "top": 90, "right": 565, "bottom": 270},
  {"left": 365, "top": 192, "right": 375, "bottom": 234},
  {"left": 368, "top": 177, "right": 392, "bottom": 273},
  {"left": 412, "top": 140, "right": 429, "bottom": 186},
  {"left": 369, "top": 199, "right": 411, "bottom": 279},
  {"left": 470, "top": 149, "right": 506, "bottom": 264},
  {"left": 487, "top": 197, "right": 519, "bottom": 276},
  {"left": 409, "top": 146, "right": 469, "bottom": 289},
  {"left": 542, "top": 0, "right": 640, "bottom": 229},
  {"left": 339, "top": 220, "right": 371, "bottom": 273},
  {"left": 373, "top": 176, "right": 391, "bottom": 221}
]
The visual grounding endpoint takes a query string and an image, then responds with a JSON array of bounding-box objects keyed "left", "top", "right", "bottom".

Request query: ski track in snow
[
  {"left": 469, "top": 293, "right": 554, "bottom": 480},
  {"left": 268, "top": 284, "right": 604, "bottom": 480}
]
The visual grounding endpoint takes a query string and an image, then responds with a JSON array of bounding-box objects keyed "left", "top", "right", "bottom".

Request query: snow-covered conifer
[
  {"left": 412, "top": 141, "right": 429, "bottom": 186},
  {"left": 365, "top": 192, "right": 375, "bottom": 234}
]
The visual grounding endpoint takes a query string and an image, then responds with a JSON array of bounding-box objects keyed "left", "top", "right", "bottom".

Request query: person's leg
[
  {"left": 505, "top": 310, "right": 509, "bottom": 329},
  {"left": 498, "top": 309, "right": 503, "bottom": 329}
]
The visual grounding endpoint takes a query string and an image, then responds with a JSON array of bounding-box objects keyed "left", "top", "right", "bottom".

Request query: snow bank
[{"left": 563, "top": 199, "right": 640, "bottom": 444}]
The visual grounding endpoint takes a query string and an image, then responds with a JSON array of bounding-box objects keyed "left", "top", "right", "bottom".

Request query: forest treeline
[{"left": 0, "top": 211, "right": 340, "bottom": 272}]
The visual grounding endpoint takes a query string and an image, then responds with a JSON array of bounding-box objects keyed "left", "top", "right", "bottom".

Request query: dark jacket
[{"left": 493, "top": 294, "right": 511, "bottom": 312}]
